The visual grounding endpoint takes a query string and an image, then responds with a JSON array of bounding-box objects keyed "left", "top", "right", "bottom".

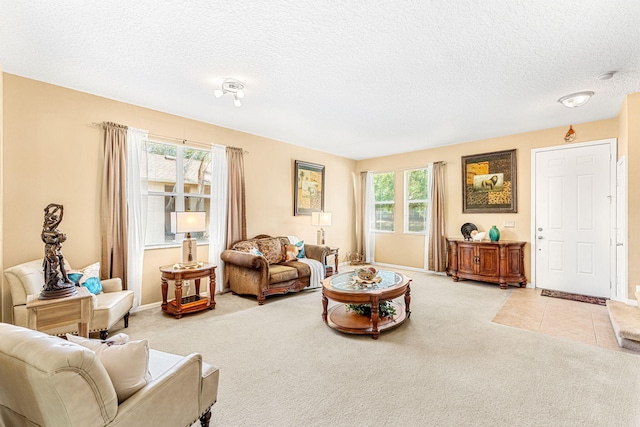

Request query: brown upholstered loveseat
[{"left": 221, "top": 235, "right": 329, "bottom": 305}]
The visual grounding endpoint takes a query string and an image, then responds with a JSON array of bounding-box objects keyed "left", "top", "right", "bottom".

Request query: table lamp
[
  {"left": 171, "top": 211, "right": 207, "bottom": 267},
  {"left": 311, "top": 211, "right": 332, "bottom": 245}
]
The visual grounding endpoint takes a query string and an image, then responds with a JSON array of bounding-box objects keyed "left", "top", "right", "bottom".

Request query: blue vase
[{"left": 489, "top": 225, "right": 500, "bottom": 242}]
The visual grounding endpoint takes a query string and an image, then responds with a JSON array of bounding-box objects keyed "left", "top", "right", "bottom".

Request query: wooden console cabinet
[{"left": 446, "top": 239, "right": 527, "bottom": 289}]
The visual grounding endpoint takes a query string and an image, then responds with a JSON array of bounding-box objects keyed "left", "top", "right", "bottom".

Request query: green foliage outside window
[
  {"left": 406, "top": 168, "right": 429, "bottom": 233},
  {"left": 374, "top": 172, "right": 395, "bottom": 231},
  {"left": 374, "top": 172, "right": 395, "bottom": 201}
]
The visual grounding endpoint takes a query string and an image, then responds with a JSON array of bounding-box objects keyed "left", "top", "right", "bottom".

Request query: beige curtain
[
  {"left": 225, "top": 147, "right": 246, "bottom": 247},
  {"left": 356, "top": 172, "right": 367, "bottom": 261},
  {"left": 356, "top": 171, "right": 374, "bottom": 263},
  {"left": 101, "top": 122, "right": 128, "bottom": 287},
  {"left": 428, "top": 161, "right": 447, "bottom": 272}
]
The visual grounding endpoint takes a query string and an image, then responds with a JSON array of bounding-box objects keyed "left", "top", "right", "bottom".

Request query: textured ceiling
[{"left": 1, "top": 1, "right": 639, "bottom": 160}]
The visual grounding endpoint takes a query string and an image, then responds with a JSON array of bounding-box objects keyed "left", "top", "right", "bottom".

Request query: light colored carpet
[{"left": 116, "top": 270, "right": 640, "bottom": 427}]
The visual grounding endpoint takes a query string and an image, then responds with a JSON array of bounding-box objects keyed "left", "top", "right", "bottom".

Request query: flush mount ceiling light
[
  {"left": 597, "top": 71, "right": 617, "bottom": 80},
  {"left": 214, "top": 78, "right": 245, "bottom": 107},
  {"left": 558, "top": 91, "right": 594, "bottom": 108}
]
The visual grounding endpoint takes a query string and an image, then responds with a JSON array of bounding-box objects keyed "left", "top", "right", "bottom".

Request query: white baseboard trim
[
  {"left": 132, "top": 302, "right": 161, "bottom": 313},
  {"left": 371, "top": 262, "right": 428, "bottom": 274}
]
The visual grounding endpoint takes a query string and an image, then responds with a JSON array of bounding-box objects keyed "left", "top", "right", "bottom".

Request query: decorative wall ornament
[
  {"left": 40, "top": 203, "right": 77, "bottom": 299},
  {"left": 461, "top": 149, "right": 517, "bottom": 213},
  {"left": 294, "top": 160, "right": 325, "bottom": 216},
  {"left": 564, "top": 125, "right": 575, "bottom": 142}
]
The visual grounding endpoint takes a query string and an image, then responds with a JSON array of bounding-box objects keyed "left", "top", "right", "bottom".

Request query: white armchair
[
  {"left": 4, "top": 259, "right": 134, "bottom": 339},
  {"left": 0, "top": 323, "right": 219, "bottom": 427}
]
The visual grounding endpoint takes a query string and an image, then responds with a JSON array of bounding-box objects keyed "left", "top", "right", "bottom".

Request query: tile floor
[{"left": 492, "top": 287, "right": 634, "bottom": 353}]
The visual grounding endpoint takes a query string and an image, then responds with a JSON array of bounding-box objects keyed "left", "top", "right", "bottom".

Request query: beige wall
[
  {"left": 356, "top": 119, "right": 619, "bottom": 285},
  {"left": 0, "top": 64, "right": 5, "bottom": 321},
  {"left": 622, "top": 93, "right": 640, "bottom": 296},
  {"left": 2, "top": 74, "right": 356, "bottom": 309}
]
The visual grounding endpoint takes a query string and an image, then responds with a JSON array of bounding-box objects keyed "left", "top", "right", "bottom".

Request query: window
[
  {"left": 404, "top": 168, "right": 429, "bottom": 233},
  {"left": 144, "top": 141, "right": 212, "bottom": 246},
  {"left": 374, "top": 172, "right": 395, "bottom": 232}
]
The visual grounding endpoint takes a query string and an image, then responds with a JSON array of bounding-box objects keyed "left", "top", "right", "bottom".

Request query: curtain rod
[{"left": 90, "top": 122, "right": 249, "bottom": 154}]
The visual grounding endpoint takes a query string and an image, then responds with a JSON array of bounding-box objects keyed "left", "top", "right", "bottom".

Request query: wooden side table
[
  {"left": 326, "top": 247, "right": 339, "bottom": 277},
  {"left": 26, "top": 286, "right": 93, "bottom": 337},
  {"left": 160, "top": 263, "right": 216, "bottom": 319}
]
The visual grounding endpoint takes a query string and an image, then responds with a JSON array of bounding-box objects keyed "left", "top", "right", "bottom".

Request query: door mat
[{"left": 540, "top": 289, "right": 607, "bottom": 306}]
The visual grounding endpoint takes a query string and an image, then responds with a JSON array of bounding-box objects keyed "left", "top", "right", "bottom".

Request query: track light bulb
[{"left": 215, "top": 78, "right": 245, "bottom": 107}]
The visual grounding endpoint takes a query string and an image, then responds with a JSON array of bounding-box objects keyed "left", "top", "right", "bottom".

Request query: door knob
[
  {"left": 537, "top": 227, "right": 543, "bottom": 231},
  {"left": 537, "top": 236, "right": 543, "bottom": 239}
]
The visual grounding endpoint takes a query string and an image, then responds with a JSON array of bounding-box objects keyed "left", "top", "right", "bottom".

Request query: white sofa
[
  {"left": 4, "top": 259, "right": 134, "bottom": 339},
  {"left": 0, "top": 323, "right": 219, "bottom": 427}
]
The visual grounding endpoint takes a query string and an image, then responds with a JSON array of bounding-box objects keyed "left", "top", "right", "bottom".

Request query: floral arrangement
[{"left": 345, "top": 301, "right": 397, "bottom": 318}]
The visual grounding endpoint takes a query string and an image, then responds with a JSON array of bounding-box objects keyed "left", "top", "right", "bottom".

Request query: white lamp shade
[
  {"left": 311, "top": 211, "right": 332, "bottom": 227},
  {"left": 171, "top": 211, "right": 207, "bottom": 234}
]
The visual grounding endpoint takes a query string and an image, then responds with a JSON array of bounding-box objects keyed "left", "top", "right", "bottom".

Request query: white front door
[{"left": 533, "top": 141, "right": 613, "bottom": 298}]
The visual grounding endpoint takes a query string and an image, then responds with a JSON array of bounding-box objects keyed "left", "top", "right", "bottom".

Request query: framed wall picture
[
  {"left": 461, "top": 149, "right": 517, "bottom": 213},
  {"left": 294, "top": 160, "right": 325, "bottom": 216}
]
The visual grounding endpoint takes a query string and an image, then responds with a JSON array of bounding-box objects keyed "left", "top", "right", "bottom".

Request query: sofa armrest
[
  {"left": 304, "top": 244, "right": 329, "bottom": 263},
  {"left": 221, "top": 250, "right": 268, "bottom": 269},
  {"left": 111, "top": 353, "right": 205, "bottom": 427},
  {"left": 101, "top": 277, "right": 123, "bottom": 293}
]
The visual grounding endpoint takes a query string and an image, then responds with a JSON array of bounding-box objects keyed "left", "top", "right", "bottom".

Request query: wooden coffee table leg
[
  {"left": 371, "top": 297, "right": 380, "bottom": 340},
  {"left": 405, "top": 284, "right": 411, "bottom": 318},
  {"left": 322, "top": 294, "right": 328, "bottom": 323}
]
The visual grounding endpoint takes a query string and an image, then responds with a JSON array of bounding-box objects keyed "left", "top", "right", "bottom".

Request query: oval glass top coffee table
[{"left": 322, "top": 270, "right": 411, "bottom": 339}]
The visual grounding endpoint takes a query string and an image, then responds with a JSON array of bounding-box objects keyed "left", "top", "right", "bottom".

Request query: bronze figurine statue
[{"left": 40, "top": 203, "right": 77, "bottom": 299}]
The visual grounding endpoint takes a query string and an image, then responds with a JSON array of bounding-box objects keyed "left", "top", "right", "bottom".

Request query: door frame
[
  {"left": 616, "top": 156, "right": 628, "bottom": 302},
  {"left": 530, "top": 138, "right": 617, "bottom": 298}
]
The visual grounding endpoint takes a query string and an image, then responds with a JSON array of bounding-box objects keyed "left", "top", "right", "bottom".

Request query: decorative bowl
[
  {"left": 355, "top": 267, "right": 377, "bottom": 281},
  {"left": 472, "top": 232, "right": 486, "bottom": 241}
]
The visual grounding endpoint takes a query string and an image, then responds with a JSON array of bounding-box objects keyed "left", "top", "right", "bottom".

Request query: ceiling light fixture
[
  {"left": 558, "top": 91, "right": 594, "bottom": 108},
  {"left": 597, "top": 71, "right": 616, "bottom": 80},
  {"left": 214, "top": 78, "right": 245, "bottom": 107}
]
